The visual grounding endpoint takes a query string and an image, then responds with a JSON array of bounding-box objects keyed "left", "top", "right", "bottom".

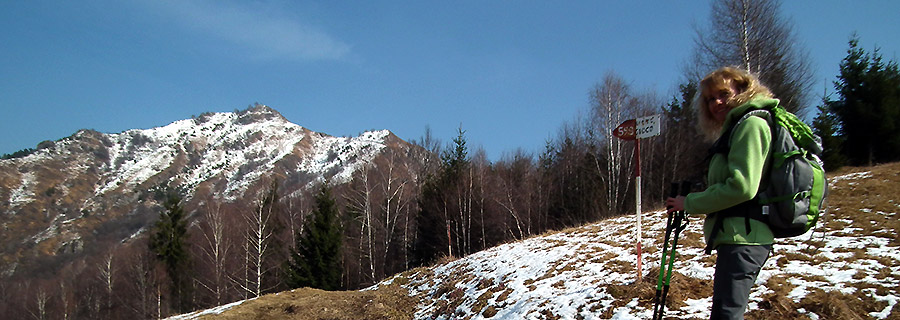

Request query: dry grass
[
  {"left": 824, "top": 163, "right": 900, "bottom": 245},
  {"left": 597, "top": 162, "right": 900, "bottom": 319},
  {"left": 196, "top": 162, "right": 900, "bottom": 320},
  {"left": 594, "top": 266, "right": 714, "bottom": 318},
  {"left": 193, "top": 282, "right": 415, "bottom": 320},
  {"left": 745, "top": 161, "right": 900, "bottom": 319}
]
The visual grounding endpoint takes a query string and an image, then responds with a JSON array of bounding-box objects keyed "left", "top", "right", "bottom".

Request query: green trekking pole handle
[
  {"left": 652, "top": 182, "right": 680, "bottom": 320},
  {"left": 656, "top": 181, "right": 691, "bottom": 320}
]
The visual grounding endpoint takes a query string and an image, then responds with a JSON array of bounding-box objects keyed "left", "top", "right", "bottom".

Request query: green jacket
[{"left": 684, "top": 98, "right": 776, "bottom": 249}]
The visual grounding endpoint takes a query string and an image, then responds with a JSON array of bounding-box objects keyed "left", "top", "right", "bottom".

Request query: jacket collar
[{"left": 723, "top": 97, "right": 780, "bottom": 128}]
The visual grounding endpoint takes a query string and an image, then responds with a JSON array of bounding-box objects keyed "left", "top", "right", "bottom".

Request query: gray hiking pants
[{"left": 710, "top": 244, "right": 772, "bottom": 320}]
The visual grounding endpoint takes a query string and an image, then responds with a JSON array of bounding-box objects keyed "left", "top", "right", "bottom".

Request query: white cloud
[{"left": 143, "top": 0, "right": 351, "bottom": 62}]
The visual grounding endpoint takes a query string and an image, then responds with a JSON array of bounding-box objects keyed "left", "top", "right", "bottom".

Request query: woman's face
[{"left": 703, "top": 80, "right": 739, "bottom": 123}]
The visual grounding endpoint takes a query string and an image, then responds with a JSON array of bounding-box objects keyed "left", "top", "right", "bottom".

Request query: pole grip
[{"left": 666, "top": 182, "right": 678, "bottom": 210}]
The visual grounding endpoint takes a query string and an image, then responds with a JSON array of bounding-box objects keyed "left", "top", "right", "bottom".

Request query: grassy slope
[{"left": 183, "top": 162, "right": 900, "bottom": 320}]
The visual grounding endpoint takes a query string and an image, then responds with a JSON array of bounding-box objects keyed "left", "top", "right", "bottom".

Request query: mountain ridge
[{"left": 0, "top": 104, "right": 423, "bottom": 279}]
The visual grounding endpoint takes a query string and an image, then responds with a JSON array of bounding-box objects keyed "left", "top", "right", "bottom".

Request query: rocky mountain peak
[
  {"left": 0, "top": 105, "right": 424, "bottom": 282},
  {"left": 234, "top": 104, "right": 288, "bottom": 125}
]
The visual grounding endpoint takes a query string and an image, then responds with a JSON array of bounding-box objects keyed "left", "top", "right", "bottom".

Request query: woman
[{"left": 666, "top": 66, "right": 775, "bottom": 319}]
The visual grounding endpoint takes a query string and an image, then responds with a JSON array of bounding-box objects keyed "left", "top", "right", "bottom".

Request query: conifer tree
[
  {"left": 413, "top": 126, "right": 478, "bottom": 266},
  {"left": 660, "top": 81, "right": 707, "bottom": 187},
  {"left": 831, "top": 36, "right": 900, "bottom": 165},
  {"left": 411, "top": 175, "right": 449, "bottom": 267},
  {"left": 149, "top": 193, "right": 192, "bottom": 313},
  {"left": 812, "top": 102, "right": 847, "bottom": 171},
  {"left": 286, "top": 183, "right": 343, "bottom": 291},
  {"left": 442, "top": 126, "right": 470, "bottom": 178}
]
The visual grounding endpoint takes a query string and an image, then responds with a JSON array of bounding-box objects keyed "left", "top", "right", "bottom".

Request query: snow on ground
[
  {"left": 169, "top": 169, "right": 897, "bottom": 319},
  {"left": 299, "top": 129, "right": 390, "bottom": 185},
  {"left": 380, "top": 170, "right": 898, "bottom": 319},
  {"left": 6, "top": 171, "right": 37, "bottom": 211},
  {"left": 389, "top": 212, "right": 710, "bottom": 319},
  {"left": 166, "top": 298, "right": 255, "bottom": 320}
]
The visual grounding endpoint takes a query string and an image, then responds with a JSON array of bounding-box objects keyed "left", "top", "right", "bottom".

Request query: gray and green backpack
[{"left": 713, "top": 99, "right": 828, "bottom": 239}]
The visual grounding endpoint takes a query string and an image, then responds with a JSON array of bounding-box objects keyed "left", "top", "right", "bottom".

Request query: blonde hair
[{"left": 696, "top": 67, "right": 774, "bottom": 141}]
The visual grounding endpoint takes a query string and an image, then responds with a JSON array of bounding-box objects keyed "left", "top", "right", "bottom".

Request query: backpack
[{"left": 713, "top": 99, "right": 828, "bottom": 239}]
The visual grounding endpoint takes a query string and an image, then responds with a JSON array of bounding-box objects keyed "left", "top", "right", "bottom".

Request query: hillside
[
  {"left": 0, "top": 105, "right": 424, "bottom": 281},
  {"left": 173, "top": 161, "right": 900, "bottom": 319}
]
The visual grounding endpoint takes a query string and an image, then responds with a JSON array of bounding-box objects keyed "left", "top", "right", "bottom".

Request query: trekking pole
[
  {"left": 652, "top": 182, "right": 680, "bottom": 320},
  {"left": 653, "top": 181, "right": 691, "bottom": 320}
]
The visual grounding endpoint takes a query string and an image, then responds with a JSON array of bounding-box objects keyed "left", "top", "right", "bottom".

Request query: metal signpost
[{"left": 612, "top": 114, "right": 660, "bottom": 282}]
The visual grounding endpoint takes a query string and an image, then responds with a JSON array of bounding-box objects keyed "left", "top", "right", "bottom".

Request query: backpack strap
[
  {"left": 707, "top": 109, "right": 772, "bottom": 160},
  {"left": 726, "top": 109, "right": 772, "bottom": 148},
  {"left": 703, "top": 200, "right": 766, "bottom": 254}
]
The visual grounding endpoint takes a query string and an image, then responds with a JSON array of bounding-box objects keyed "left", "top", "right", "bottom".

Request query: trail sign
[
  {"left": 613, "top": 114, "right": 660, "bottom": 140},
  {"left": 636, "top": 114, "right": 661, "bottom": 139},
  {"left": 613, "top": 119, "right": 637, "bottom": 140},
  {"left": 612, "top": 113, "right": 662, "bottom": 283}
]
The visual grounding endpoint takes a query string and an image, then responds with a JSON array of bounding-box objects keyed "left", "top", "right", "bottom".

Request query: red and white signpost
[{"left": 612, "top": 114, "right": 661, "bottom": 282}]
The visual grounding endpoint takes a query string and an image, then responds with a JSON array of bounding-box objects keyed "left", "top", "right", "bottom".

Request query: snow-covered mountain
[
  {"left": 0, "top": 105, "right": 425, "bottom": 278},
  {"left": 169, "top": 163, "right": 900, "bottom": 319}
]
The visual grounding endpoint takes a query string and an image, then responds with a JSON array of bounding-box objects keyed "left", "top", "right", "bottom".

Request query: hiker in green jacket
[{"left": 666, "top": 67, "right": 775, "bottom": 320}]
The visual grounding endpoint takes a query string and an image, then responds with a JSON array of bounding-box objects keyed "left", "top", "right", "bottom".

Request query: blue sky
[{"left": 2, "top": 1, "right": 898, "bottom": 161}]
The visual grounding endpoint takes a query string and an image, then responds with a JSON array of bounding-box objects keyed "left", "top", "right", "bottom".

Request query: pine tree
[
  {"left": 831, "top": 36, "right": 900, "bottom": 165},
  {"left": 411, "top": 174, "right": 449, "bottom": 267},
  {"left": 286, "top": 183, "right": 343, "bottom": 291},
  {"left": 413, "top": 126, "right": 478, "bottom": 266},
  {"left": 812, "top": 102, "right": 847, "bottom": 171},
  {"left": 149, "top": 193, "right": 192, "bottom": 313},
  {"left": 661, "top": 81, "right": 706, "bottom": 182},
  {"left": 441, "top": 126, "right": 470, "bottom": 178}
]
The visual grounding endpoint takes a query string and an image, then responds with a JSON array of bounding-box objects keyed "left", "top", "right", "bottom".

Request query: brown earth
[
  {"left": 192, "top": 282, "right": 416, "bottom": 320},
  {"left": 197, "top": 162, "right": 900, "bottom": 319}
]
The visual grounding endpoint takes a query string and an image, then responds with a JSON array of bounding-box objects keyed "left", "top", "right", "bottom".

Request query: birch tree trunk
[
  {"left": 198, "top": 200, "right": 230, "bottom": 305},
  {"left": 591, "top": 73, "right": 636, "bottom": 216}
]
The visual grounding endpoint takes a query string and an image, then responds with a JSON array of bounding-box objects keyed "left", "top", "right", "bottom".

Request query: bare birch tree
[
  {"left": 285, "top": 194, "right": 308, "bottom": 258},
  {"left": 345, "top": 165, "right": 378, "bottom": 285},
  {"left": 58, "top": 279, "right": 73, "bottom": 320},
  {"left": 494, "top": 150, "right": 536, "bottom": 240},
  {"left": 690, "top": 0, "right": 813, "bottom": 115},
  {"left": 471, "top": 148, "right": 490, "bottom": 249},
  {"left": 376, "top": 148, "right": 413, "bottom": 278},
  {"left": 98, "top": 251, "right": 116, "bottom": 316},
  {"left": 235, "top": 185, "right": 279, "bottom": 298},
  {"left": 589, "top": 72, "right": 637, "bottom": 216},
  {"left": 124, "top": 248, "right": 159, "bottom": 319},
  {"left": 27, "top": 281, "right": 50, "bottom": 320},
  {"left": 196, "top": 199, "right": 231, "bottom": 306}
]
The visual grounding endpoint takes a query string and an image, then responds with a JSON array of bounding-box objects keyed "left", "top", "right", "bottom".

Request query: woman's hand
[{"left": 665, "top": 196, "right": 686, "bottom": 213}]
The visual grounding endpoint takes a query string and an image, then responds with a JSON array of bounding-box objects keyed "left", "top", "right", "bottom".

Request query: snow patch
[
  {"left": 829, "top": 171, "right": 872, "bottom": 183},
  {"left": 7, "top": 171, "right": 37, "bottom": 211},
  {"left": 78, "top": 108, "right": 391, "bottom": 200},
  {"left": 378, "top": 205, "right": 900, "bottom": 319},
  {"left": 165, "top": 298, "right": 254, "bottom": 320}
]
